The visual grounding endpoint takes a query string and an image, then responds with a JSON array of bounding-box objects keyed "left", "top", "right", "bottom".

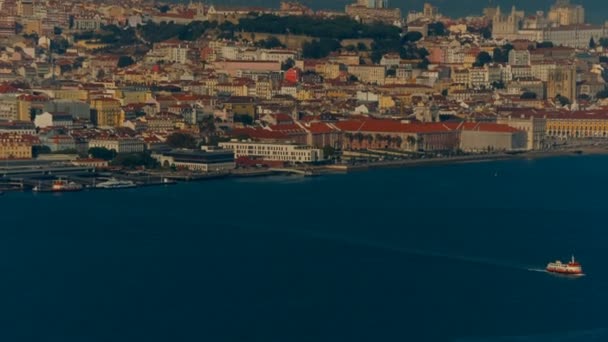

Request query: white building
[
  {"left": 89, "top": 138, "right": 145, "bottom": 154},
  {"left": 543, "top": 24, "right": 605, "bottom": 49},
  {"left": 469, "top": 67, "right": 489, "bottom": 88},
  {"left": 0, "top": 94, "right": 18, "bottom": 121},
  {"left": 508, "top": 49, "right": 531, "bottom": 66},
  {"left": 219, "top": 141, "right": 324, "bottom": 163},
  {"left": 152, "top": 149, "right": 235, "bottom": 172},
  {"left": 34, "top": 112, "right": 73, "bottom": 128},
  {"left": 497, "top": 114, "right": 547, "bottom": 150}
]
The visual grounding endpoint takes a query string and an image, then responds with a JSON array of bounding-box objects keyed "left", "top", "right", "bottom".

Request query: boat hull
[{"left": 546, "top": 268, "right": 583, "bottom": 275}]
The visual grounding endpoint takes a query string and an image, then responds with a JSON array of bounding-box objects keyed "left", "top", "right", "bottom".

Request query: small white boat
[{"left": 95, "top": 178, "right": 137, "bottom": 189}]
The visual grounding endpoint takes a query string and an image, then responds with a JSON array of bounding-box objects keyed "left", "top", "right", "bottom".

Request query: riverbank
[
  {"left": 2, "top": 146, "right": 607, "bottom": 194},
  {"left": 320, "top": 146, "right": 608, "bottom": 173}
]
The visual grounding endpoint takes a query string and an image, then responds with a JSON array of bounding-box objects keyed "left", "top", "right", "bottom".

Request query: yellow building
[
  {"left": 348, "top": 65, "right": 386, "bottom": 85},
  {"left": 118, "top": 88, "right": 153, "bottom": 105},
  {"left": 296, "top": 88, "right": 313, "bottom": 101},
  {"left": 316, "top": 62, "right": 341, "bottom": 79},
  {"left": 91, "top": 98, "right": 124, "bottom": 127},
  {"left": 17, "top": 95, "right": 48, "bottom": 121},
  {"left": 54, "top": 89, "right": 89, "bottom": 102},
  {"left": 326, "top": 89, "right": 349, "bottom": 99},
  {"left": 216, "top": 83, "right": 249, "bottom": 97},
  {"left": 546, "top": 111, "right": 608, "bottom": 138},
  {"left": 23, "top": 19, "right": 42, "bottom": 35},
  {"left": 222, "top": 98, "right": 256, "bottom": 118},
  {"left": 379, "top": 95, "right": 396, "bottom": 110},
  {"left": 0, "top": 134, "right": 34, "bottom": 159}
]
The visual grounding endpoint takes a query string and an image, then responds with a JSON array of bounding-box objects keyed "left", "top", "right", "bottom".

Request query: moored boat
[
  {"left": 546, "top": 255, "right": 583, "bottom": 275},
  {"left": 95, "top": 178, "right": 137, "bottom": 189},
  {"left": 51, "top": 179, "right": 83, "bottom": 192}
]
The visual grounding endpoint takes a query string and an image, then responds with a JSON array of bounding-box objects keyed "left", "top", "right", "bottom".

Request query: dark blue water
[{"left": 2, "top": 155, "right": 608, "bottom": 341}]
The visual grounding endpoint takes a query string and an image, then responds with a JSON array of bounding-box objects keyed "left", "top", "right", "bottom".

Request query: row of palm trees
[{"left": 343, "top": 132, "right": 423, "bottom": 150}]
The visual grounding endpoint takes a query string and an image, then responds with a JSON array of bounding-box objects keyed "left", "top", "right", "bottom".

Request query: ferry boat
[
  {"left": 546, "top": 255, "right": 583, "bottom": 275},
  {"left": 95, "top": 178, "right": 137, "bottom": 189},
  {"left": 51, "top": 179, "right": 83, "bottom": 192}
]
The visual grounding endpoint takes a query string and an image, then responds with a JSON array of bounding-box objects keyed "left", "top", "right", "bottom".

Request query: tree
[
  {"left": 89, "top": 147, "right": 117, "bottom": 161},
  {"left": 111, "top": 152, "right": 159, "bottom": 169},
  {"left": 32, "top": 145, "right": 51, "bottom": 157},
  {"left": 158, "top": 4, "right": 170, "bottom": 13},
  {"left": 256, "top": 36, "right": 285, "bottom": 49},
  {"left": 491, "top": 81, "right": 505, "bottom": 89},
  {"left": 406, "top": 135, "right": 416, "bottom": 148},
  {"left": 50, "top": 38, "right": 69, "bottom": 54},
  {"left": 427, "top": 22, "right": 446, "bottom": 36},
  {"left": 578, "top": 93, "right": 591, "bottom": 101},
  {"left": 117, "top": 56, "right": 134, "bottom": 68},
  {"left": 555, "top": 95, "right": 571, "bottom": 106},
  {"left": 597, "top": 89, "right": 608, "bottom": 99},
  {"left": 356, "top": 42, "right": 368, "bottom": 51},
  {"left": 233, "top": 115, "right": 253, "bottom": 125},
  {"left": 302, "top": 39, "right": 341, "bottom": 59},
  {"left": 323, "top": 145, "right": 336, "bottom": 158},
  {"left": 473, "top": 51, "right": 492, "bottom": 67},
  {"left": 417, "top": 58, "right": 429, "bottom": 70},
  {"left": 53, "top": 26, "right": 62, "bottom": 35},
  {"left": 537, "top": 41, "right": 554, "bottom": 48},
  {"left": 281, "top": 58, "right": 295, "bottom": 71},
  {"left": 402, "top": 31, "right": 422, "bottom": 43},
  {"left": 520, "top": 91, "right": 537, "bottom": 99},
  {"left": 166, "top": 132, "right": 197, "bottom": 149},
  {"left": 600, "top": 37, "right": 608, "bottom": 49},
  {"left": 441, "top": 89, "right": 448, "bottom": 96},
  {"left": 492, "top": 44, "right": 513, "bottom": 63},
  {"left": 589, "top": 37, "right": 597, "bottom": 49}
]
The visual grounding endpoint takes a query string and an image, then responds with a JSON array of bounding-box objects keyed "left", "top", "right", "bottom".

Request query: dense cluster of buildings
[
  {"left": 489, "top": 1, "right": 606, "bottom": 48},
  {"left": 0, "top": 0, "right": 608, "bottom": 171}
]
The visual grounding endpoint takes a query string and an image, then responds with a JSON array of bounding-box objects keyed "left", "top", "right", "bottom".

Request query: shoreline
[
  {"left": 319, "top": 146, "right": 608, "bottom": 173},
  {"left": 2, "top": 147, "right": 608, "bottom": 193}
]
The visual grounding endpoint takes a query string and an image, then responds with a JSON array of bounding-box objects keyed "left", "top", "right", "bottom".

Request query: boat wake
[
  {"left": 234, "top": 224, "right": 582, "bottom": 276},
  {"left": 455, "top": 327, "right": 608, "bottom": 341},
  {"left": 270, "top": 227, "right": 540, "bottom": 273}
]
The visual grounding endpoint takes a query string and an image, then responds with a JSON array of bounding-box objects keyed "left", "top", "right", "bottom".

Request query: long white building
[
  {"left": 89, "top": 138, "right": 145, "bottom": 154},
  {"left": 219, "top": 141, "right": 324, "bottom": 163}
]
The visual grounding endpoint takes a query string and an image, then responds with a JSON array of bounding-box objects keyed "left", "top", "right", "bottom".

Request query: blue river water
[{"left": 1, "top": 155, "right": 607, "bottom": 341}]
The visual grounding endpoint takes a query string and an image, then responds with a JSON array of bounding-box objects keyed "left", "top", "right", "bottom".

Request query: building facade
[{"left": 219, "top": 141, "right": 324, "bottom": 163}]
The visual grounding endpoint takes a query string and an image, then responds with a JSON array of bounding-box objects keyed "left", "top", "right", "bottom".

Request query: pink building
[{"left": 213, "top": 60, "right": 281, "bottom": 77}]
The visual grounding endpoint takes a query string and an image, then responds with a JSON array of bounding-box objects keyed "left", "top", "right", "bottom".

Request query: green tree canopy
[
  {"left": 255, "top": 36, "right": 285, "bottom": 49},
  {"left": 520, "top": 91, "right": 537, "bottom": 99},
  {"left": 167, "top": 133, "right": 197, "bottom": 149},
  {"left": 402, "top": 31, "right": 423, "bottom": 43},
  {"left": 427, "top": 22, "right": 446, "bottom": 36},
  {"left": 302, "top": 39, "right": 341, "bottom": 59},
  {"left": 596, "top": 89, "right": 608, "bottom": 99},
  {"left": 473, "top": 51, "right": 492, "bottom": 67},
  {"left": 89, "top": 147, "right": 117, "bottom": 160},
  {"left": 111, "top": 152, "right": 159, "bottom": 169},
  {"left": 556, "top": 95, "right": 571, "bottom": 106},
  {"left": 117, "top": 56, "right": 134, "bottom": 68}
]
